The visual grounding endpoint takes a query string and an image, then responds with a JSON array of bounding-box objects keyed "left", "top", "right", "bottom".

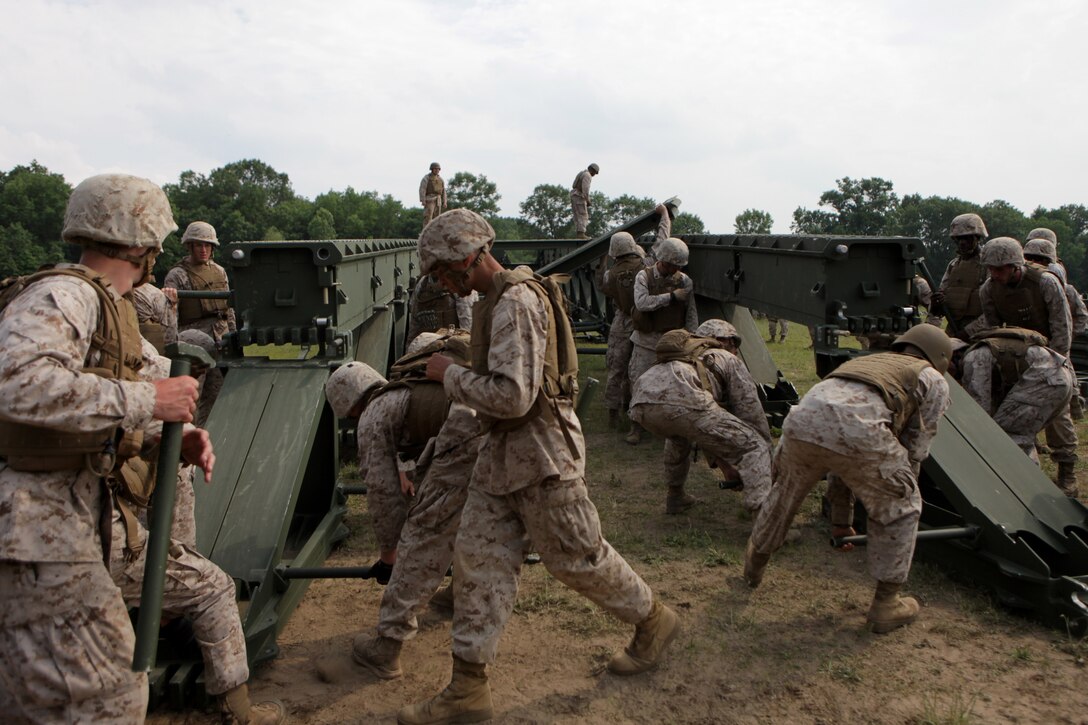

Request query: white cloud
[{"left": 1, "top": 0, "right": 1083, "bottom": 233}]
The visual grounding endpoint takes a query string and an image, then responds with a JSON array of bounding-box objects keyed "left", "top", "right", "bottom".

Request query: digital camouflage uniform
[
  {"left": 628, "top": 266, "right": 698, "bottom": 386},
  {"left": 601, "top": 213, "right": 670, "bottom": 414},
  {"left": 443, "top": 275, "right": 654, "bottom": 664},
  {"left": 570, "top": 168, "right": 594, "bottom": 236},
  {"left": 356, "top": 389, "right": 416, "bottom": 553},
  {"left": 767, "top": 317, "right": 789, "bottom": 342},
  {"left": 406, "top": 274, "right": 477, "bottom": 346},
  {"left": 376, "top": 404, "right": 481, "bottom": 641},
  {"left": 130, "top": 283, "right": 177, "bottom": 354},
  {"left": 750, "top": 362, "right": 950, "bottom": 584},
  {"left": 0, "top": 269, "right": 157, "bottom": 723},
  {"left": 979, "top": 267, "right": 1077, "bottom": 466},
  {"left": 420, "top": 170, "right": 447, "bottom": 228},
  {"left": 630, "top": 348, "right": 773, "bottom": 511},
  {"left": 961, "top": 335, "right": 1074, "bottom": 460}
]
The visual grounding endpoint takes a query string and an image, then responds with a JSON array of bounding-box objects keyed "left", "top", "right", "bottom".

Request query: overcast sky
[{"left": 2, "top": 0, "right": 1084, "bottom": 234}]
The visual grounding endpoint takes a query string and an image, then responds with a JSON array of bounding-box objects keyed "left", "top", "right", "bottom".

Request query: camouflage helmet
[
  {"left": 1026, "top": 227, "right": 1058, "bottom": 245},
  {"left": 608, "top": 231, "right": 644, "bottom": 258},
  {"left": 418, "top": 209, "right": 495, "bottom": 275},
  {"left": 656, "top": 237, "right": 689, "bottom": 266},
  {"left": 177, "top": 329, "right": 217, "bottom": 357},
  {"left": 430, "top": 162, "right": 441, "bottom": 171},
  {"left": 406, "top": 331, "right": 443, "bottom": 356},
  {"left": 890, "top": 324, "right": 954, "bottom": 375},
  {"left": 949, "top": 213, "right": 988, "bottom": 239},
  {"left": 1023, "top": 238, "right": 1057, "bottom": 264},
  {"left": 696, "top": 319, "right": 741, "bottom": 345},
  {"left": 325, "top": 361, "right": 386, "bottom": 418},
  {"left": 181, "top": 221, "right": 220, "bottom": 247},
  {"left": 980, "top": 237, "right": 1024, "bottom": 267},
  {"left": 62, "top": 173, "right": 177, "bottom": 251},
  {"left": 588, "top": 163, "right": 600, "bottom": 173}
]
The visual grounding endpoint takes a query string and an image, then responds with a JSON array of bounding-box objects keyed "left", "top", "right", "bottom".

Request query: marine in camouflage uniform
[
  {"left": 570, "top": 163, "right": 598, "bottom": 239},
  {"left": 419, "top": 162, "right": 447, "bottom": 228},
  {"left": 978, "top": 237, "right": 1078, "bottom": 493},
  {"left": 399, "top": 210, "right": 678, "bottom": 725},
  {"left": 406, "top": 273, "right": 477, "bottom": 346},
  {"left": 745, "top": 325, "right": 952, "bottom": 634},
  {"left": 767, "top": 316, "right": 788, "bottom": 342},
  {"left": 130, "top": 282, "right": 178, "bottom": 354},
  {"left": 165, "top": 221, "right": 235, "bottom": 427},
  {"left": 0, "top": 174, "right": 205, "bottom": 723},
  {"left": 933, "top": 213, "right": 990, "bottom": 339},
  {"left": 598, "top": 205, "right": 672, "bottom": 427},
  {"left": 960, "top": 327, "right": 1074, "bottom": 463},
  {"left": 630, "top": 321, "right": 773, "bottom": 515}
]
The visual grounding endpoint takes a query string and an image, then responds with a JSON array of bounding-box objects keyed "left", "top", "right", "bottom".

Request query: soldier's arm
[
  {"left": 356, "top": 391, "right": 410, "bottom": 496},
  {"left": 655, "top": 204, "right": 672, "bottom": 243},
  {"left": 899, "top": 367, "right": 951, "bottom": 466},
  {"left": 633, "top": 269, "right": 672, "bottom": 312},
  {"left": 1041, "top": 273, "right": 1072, "bottom": 354},
  {"left": 419, "top": 176, "right": 428, "bottom": 203},
  {"left": 714, "top": 352, "right": 772, "bottom": 442}
]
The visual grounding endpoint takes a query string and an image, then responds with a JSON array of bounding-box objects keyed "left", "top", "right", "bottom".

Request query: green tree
[
  {"left": 307, "top": 208, "right": 337, "bottom": 239},
  {"left": 790, "top": 208, "right": 836, "bottom": 234},
  {"left": 520, "top": 184, "right": 572, "bottom": 237},
  {"left": 893, "top": 194, "right": 978, "bottom": 275},
  {"left": 447, "top": 172, "right": 501, "bottom": 216},
  {"left": 734, "top": 209, "right": 773, "bottom": 234},
  {"left": 0, "top": 222, "right": 50, "bottom": 277},
  {"left": 606, "top": 194, "right": 656, "bottom": 229},
  {"left": 673, "top": 212, "right": 706, "bottom": 235},
  {"left": 0, "top": 161, "right": 71, "bottom": 274}
]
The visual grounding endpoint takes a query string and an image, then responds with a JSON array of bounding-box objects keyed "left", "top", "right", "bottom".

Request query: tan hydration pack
[{"left": 655, "top": 329, "right": 727, "bottom": 394}]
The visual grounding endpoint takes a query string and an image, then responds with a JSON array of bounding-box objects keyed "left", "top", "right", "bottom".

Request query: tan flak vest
[
  {"left": 139, "top": 320, "right": 167, "bottom": 354},
  {"left": 827, "top": 352, "right": 930, "bottom": 437},
  {"left": 470, "top": 268, "right": 580, "bottom": 456},
  {"left": 411, "top": 275, "right": 460, "bottom": 334},
  {"left": 381, "top": 332, "right": 471, "bottom": 460},
  {"left": 987, "top": 265, "right": 1053, "bottom": 340},
  {"left": 175, "top": 257, "right": 230, "bottom": 325},
  {"left": 602, "top": 254, "right": 644, "bottom": 315},
  {"left": 654, "top": 329, "right": 727, "bottom": 395},
  {"left": 942, "top": 253, "right": 986, "bottom": 322},
  {"left": 631, "top": 271, "right": 688, "bottom": 333},
  {"left": 0, "top": 266, "right": 155, "bottom": 560},
  {"left": 424, "top": 174, "right": 445, "bottom": 198},
  {"left": 967, "top": 327, "right": 1049, "bottom": 399}
]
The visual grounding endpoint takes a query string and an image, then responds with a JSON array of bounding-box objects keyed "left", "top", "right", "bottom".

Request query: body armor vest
[
  {"left": 470, "top": 268, "right": 580, "bottom": 453},
  {"left": 631, "top": 271, "right": 687, "bottom": 333},
  {"left": 425, "top": 174, "right": 445, "bottom": 197},
  {"left": 968, "top": 327, "right": 1049, "bottom": 401},
  {"left": 175, "top": 258, "right": 229, "bottom": 325},
  {"left": 139, "top": 320, "right": 167, "bottom": 354},
  {"left": 942, "top": 254, "right": 985, "bottom": 322},
  {"left": 987, "top": 265, "right": 1053, "bottom": 338},
  {"left": 827, "top": 352, "right": 929, "bottom": 436},
  {"left": 412, "top": 276, "right": 460, "bottom": 334},
  {"left": 0, "top": 266, "right": 154, "bottom": 559},
  {"left": 603, "top": 255, "right": 643, "bottom": 315}
]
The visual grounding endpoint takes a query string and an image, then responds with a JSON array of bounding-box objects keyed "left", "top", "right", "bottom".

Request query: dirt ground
[{"left": 149, "top": 348, "right": 1088, "bottom": 725}]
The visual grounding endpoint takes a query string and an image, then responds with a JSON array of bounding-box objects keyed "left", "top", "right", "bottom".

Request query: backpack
[{"left": 655, "top": 329, "right": 726, "bottom": 393}]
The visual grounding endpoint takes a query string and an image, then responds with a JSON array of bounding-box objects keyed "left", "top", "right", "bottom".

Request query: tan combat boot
[
  {"left": 742, "top": 539, "right": 769, "bottom": 589},
  {"left": 866, "top": 581, "right": 920, "bottom": 634},
  {"left": 397, "top": 656, "right": 493, "bottom": 725},
  {"left": 220, "top": 683, "right": 287, "bottom": 725},
  {"left": 625, "top": 423, "right": 643, "bottom": 446},
  {"left": 352, "top": 632, "right": 403, "bottom": 680},
  {"left": 665, "top": 485, "right": 697, "bottom": 515},
  {"left": 607, "top": 601, "right": 681, "bottom": 676},
  {"left": 1057, "top": 461, "right": 1078, "bottom": 497}
]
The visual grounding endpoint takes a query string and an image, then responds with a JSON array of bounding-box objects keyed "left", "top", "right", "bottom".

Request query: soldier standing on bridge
[
  {"left": 419, "top": 162, "right": 447, "bottom": 228},
  {"left": 0, "top": 174, "right": 207, "bottom": 722},
  {"left": 978, "top": 237, "right": 1078, "bottom": 494},
  {"left": 744, "top": 325, "right": 952, "bottom": 634},
  {"left": 400, "top": 209, "right": 679, "bottom": 724},
  {"left": 570, "top": 163, "right": 598, "bottom": 239},
  {"left": 932, "top": 213, "right": 990, "bottom": 339}
]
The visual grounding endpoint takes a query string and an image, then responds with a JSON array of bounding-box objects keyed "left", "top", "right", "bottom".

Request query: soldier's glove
[{"left": 671, "top": 287, "right": 692, "bottom": 303}]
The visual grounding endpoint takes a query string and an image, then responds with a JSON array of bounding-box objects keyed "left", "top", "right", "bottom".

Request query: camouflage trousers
[
  {"left": 195, "top": 367, "right": 222, "bottom": 429},
  {"left": 1045, "top": 403, "right": 1079, "bottom": 464},
  {"left": 451, "top": 477, "right": 654, "bottom": 664},
  {"left": 371, "top": 476, "right": 411, "bottom": 555},
  {"left": 377, "top": 478, "right": 469, "bottom": 641},
  {"left": 423, "top": 197, "right": 442, "bottom": 228},
  {"left": 630, "top": 403, "right": 772, "bottom": 511},
  {"left": 570, "top": 195, "right": 589, "bottom": 234},
  {"left": 0, "top": 561, "right": 148, "bottom": 724},
  {"left": 767, "top": 317, "right": 788, "bottom": 341},
  {"left": 751, "top": 436, "right": 922, "bottom": 584},
  {"left": 110, "top": 509, "right": 248, "bottom": 695},
  {"left": 1006, "top": 365, "right": 1074, "bottom": 460},
  {"left": 603, "top": 314, "right": 635, "bottom": 412},
  {"left": 628, "top": 340, "right": 660, "bottom": 391}
]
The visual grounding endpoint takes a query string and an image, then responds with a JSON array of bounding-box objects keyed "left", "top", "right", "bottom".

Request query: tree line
[{"left": 2, "top": 161, "right": 1085, "bottom": 289}]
